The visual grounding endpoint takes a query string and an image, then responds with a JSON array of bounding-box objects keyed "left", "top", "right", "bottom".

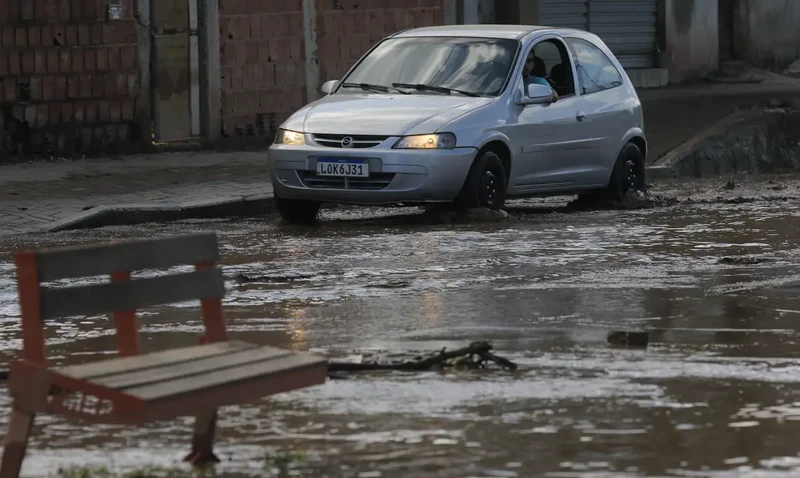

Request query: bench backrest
[{"left": 15, "top": 232, "right": 227, "bottom": 365}]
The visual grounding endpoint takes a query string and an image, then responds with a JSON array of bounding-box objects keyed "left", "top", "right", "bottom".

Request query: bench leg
[
  {"left": 0, "top": 409, "right": 35, "bottom": 478},
  {"left": 184, "top": 409, "right": 220, "bottom": 466}
]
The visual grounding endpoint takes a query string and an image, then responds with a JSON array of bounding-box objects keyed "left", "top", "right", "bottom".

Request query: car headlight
[
  {"left": 274, "top": 129, "right": 306, "bottom": 146},
  {"left": 393, "top": 133, "right": 457, "bottom": 150}
]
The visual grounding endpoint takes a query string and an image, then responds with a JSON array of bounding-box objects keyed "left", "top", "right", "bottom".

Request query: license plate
[{"left": 316, "top": 158, "right": 369, "bottom": 177}]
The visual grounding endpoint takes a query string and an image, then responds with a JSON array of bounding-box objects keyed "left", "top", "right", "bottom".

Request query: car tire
[
  {"left": 454, "top": 150, "right": 508, "bottom": 210},
  {"left": 585, "top": 142, "right": 646, "bottom": 204},
  {"left": 275, "top": 195, "right": 322, "bottom": 223}
]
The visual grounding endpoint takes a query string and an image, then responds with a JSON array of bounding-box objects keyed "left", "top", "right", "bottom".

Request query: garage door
[{"left": 539, "top": 0, "right": 658, "bottom": 69}]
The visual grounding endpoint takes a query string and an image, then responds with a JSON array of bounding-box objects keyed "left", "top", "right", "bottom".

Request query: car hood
[{"left": 283, "top": 94, "right": 494, "bottom": 136}]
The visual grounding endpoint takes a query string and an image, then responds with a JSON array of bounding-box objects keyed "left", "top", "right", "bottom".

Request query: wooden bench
[{"left": 0, "top": 232, "right": 328, "bottom": 478}]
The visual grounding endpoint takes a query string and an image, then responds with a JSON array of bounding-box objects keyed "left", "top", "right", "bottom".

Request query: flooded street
[{"left": 0, "top": 174, "right": 799, "bottom": 478}]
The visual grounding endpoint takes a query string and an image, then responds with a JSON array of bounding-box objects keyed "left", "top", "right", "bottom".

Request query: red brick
[
  {"left": 233, "top": 41, "right": 247, "bottom": 65},
  {"left": 250, "top": 15, "right": 263, "bottom": 39},
  {"left": 59, "top": 49, "right": 71, "bottom": 72},
  {"left": 264, "top": 63, "right": 276, "bottom": 87},
  {"left": 230, "top": 67, "right": 242, "bottom": 90},
  {"left": 246, "top": 41, "right": 259, "bottom": 63},
  {"left": 103, "top": 73, "right": 115, "bottom": 96},
  {"left": 63, "top": 24, "right": 77, "bottom": 45},
  {"left": 120, "top": 20, "right": 137, "bottom": 43},
  {"left": 49, "top": 104, "right": 61, "bottom": 125},
  {"left": 91, "top": 74, "right": 104, "bottom": 97},
  {"left": 29, "top": 77, "right": 42, "bottom": 100},
  {"left": 84, "top": 101, "right": 97, "bottom": 123},
  {"left": 90, "top": 22, "right": 103, "bottom": 45},
  {"left": 55, "top": 75, "right": 67, "bottom": 99},
  {"left": 120, "top": 45, "right": 136, "bottom": 70},
  {"left": 61, "top": 102, "right": 74, "bottom": 123},
  {"left": 21, "top": 0, "right": 35, "bottom": 20},
  {"left": 84, "top": 49, "right": 96, "bottom": 70},
  {"left": 79, "top": 74, "right": 92, "bottom": 97},
  {"left": 2, "top": 28, "right": 14, "bottom": 48},
  {"left": 26, "top": 26, "right": 41, "bottom": 46},
  {"left": 121, "top": 98, "right": 134, "bottom": 120},
  {"left": 241, "top": 64, "right": 254, "bottom": 89},
  {"left": 110, "top": 100, "right": 121, "bottom": 122},
  {"left": 221, "top": 42, "right": 235, "bottom": 66},
  {"left": 21, "top": 51, "right": 35, "bottom": 74},
  {"left": 257, "top": 41, "right": 270, "bottom": 63},
  {"left": 57, "top": 0, "right": 70, "bottom": 20},
  {"left": 4, "top": 78, "right": 17, "bottom": 102},
  {"left": 73, "top": 102, "right": 85, "bottom": 122},
  {"left": 0, "top": 52, "right": 7, "bottom": 77},
  {"left": 42, "top": 76, "right": 55, "bottom": 100},
  {"left": 15, "top": 27, "right": 27, "bottom": 47},
  {"left": 78, "top": 24, "right": 90, "bottom": 45},
  {"left": 71, "top": 50, "right": 84, "bottom": 72},
  {"left": 47, "top": 50, "right": 59, "bottom": 72},
  {"left": 37, "top": 104, "right": 48, "bottom": 127},
  {"left": 115, "top": 72, "right": 127, "bottom": 95},
  {"left": 98, "top": 100, "right": 110, "bottom": 122},
  {"left": 67, "top": 75, "right": 79, "bottom": 98},
  {"left": 107, "top": 46, "right": 120, "bottom": 71},
  {"left": 96, "top": 47, "right": 108, "bottom": 71},
  {"left": 220, "top": 67, "right": 232, "bottom": 90},
  {"left": 83, "top": 0, "right": 98, "bottom": 19}
]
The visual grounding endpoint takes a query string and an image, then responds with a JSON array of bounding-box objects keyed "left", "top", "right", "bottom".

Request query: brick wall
[
  {"left": 219, "top": 1, "right": 305, "bottom": 139},
  {"left": 218, "top": 0, "right": 445, "bottom": 141},
  {"left": 0, "top": 0, "right": 140, "bottom": 159},
  {"left": 316, "top": 0, "right": 445, "bottom": 85}
]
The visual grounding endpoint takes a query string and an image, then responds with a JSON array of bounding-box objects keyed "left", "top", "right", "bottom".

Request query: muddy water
[{"left": 0, "top": 174, "right": 799, "bottom": 477}]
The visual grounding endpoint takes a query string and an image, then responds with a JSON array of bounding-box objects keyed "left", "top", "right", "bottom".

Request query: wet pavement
[{"left": 0, "top": 173, "right": 799, "bottom": 477}]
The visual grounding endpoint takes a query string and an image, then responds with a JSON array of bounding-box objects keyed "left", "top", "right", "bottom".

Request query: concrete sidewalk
[{"left": 0, "top": 152, "right": 272, "bottom": 236}]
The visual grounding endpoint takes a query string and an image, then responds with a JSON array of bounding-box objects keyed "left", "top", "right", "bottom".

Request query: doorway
[{"left": 718, "top": 0, "right": 736, "bottom": 61}]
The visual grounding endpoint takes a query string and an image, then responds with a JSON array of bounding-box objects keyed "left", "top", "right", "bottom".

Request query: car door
[
  {"left": 504, "top": 35, "right": 595, "bottom": 194},
  {"left": 564, "top": 36, "right": 632, "bottom": 187}
]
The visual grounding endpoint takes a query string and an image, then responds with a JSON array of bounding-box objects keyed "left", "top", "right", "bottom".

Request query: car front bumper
[{"left": 268, "top": 144, "right": 478, "bottom": 205}]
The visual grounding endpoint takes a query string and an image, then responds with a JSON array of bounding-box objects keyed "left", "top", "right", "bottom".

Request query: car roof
[{"left": 392, "top": 24, "right": 560, "bottom": 40}]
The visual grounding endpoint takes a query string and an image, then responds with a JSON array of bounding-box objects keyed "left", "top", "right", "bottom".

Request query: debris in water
[
  {"left": 607, "top": 331, "right": 650, "bottom": 348},
  {"left": 327, "top": 341, "right": 518, "bottom": 374},
  {"left": 235, "top": 272, "right": 317, "bottom": 283},
  {"left": 366, "top": 280, "right": 412, "bottom": 289},
  {"left": 718, "top": 256, "right": 769, "bottom": 265},
  {"left": 722, "top": 180, "right": 737, "bottom": 191}
]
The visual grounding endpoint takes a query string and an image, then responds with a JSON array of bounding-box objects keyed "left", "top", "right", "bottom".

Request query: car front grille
[
  {"left": 311, "top": 134, "right": 390, "bottom": 149},
  {"left": 299, "top": 171, "right": 395, "bottom": 190}
]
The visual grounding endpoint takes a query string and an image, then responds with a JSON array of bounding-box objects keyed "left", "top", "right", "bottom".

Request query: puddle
[{"left": 0, "top": 174, "right": 798, "bottom": 477}]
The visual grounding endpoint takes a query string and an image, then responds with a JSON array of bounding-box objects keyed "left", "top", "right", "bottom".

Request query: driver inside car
[{"left": 522, "top": 50, "right": 559, "bottom": 103}]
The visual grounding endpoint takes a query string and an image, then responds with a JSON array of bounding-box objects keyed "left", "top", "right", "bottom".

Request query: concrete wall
[
  {"left": 664, "top": 0, "right": 719, "bottom": 83},
  {"left": 734, "top": 0, "right": 800, "bottom": 70},
  {"left": 0, "top": 0, "right": 141, "bottom": 160}
]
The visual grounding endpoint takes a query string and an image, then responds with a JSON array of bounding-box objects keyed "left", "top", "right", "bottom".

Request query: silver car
[{"left": 269, "top": 24, "right": 647, "bottom": 223}]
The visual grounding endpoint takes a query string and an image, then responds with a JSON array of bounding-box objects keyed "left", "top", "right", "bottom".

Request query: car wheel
[
  {"left": 455, "top": 151, "right": 507, "bottom": 210},
  {"left": 606, "top": 142, "right": 646, "bottom": 202},
  {"left": 274, "top": 195, "right": 322, "bottom": 223}
]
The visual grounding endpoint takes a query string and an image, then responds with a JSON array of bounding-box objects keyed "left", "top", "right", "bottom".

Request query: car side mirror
[
  {"left": 320, "top": 80, "right": 339, "bottom": 95},
  {"left": 514, "top": 84, "right": 554, "bottom": 105}
]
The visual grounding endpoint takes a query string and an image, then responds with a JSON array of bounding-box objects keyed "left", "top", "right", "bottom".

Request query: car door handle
[{"left": 576, "top": 111, "right": 587, "bottom": 122}]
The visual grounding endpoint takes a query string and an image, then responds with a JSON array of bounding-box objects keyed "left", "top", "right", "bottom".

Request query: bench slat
[
  {"left": 127, "top": 353, "right": 327, "bottom": 401},
  {"left": 40, "top": 267, "right": 225, "bottom": 319},
  {"left": 97, "top": 346, "right": 293, "bottom": 390},
  {"left": 57, "top": 341, "right": 255, "bottom": 379},
  {"left": 35, "top": 233, "right": 219, "bottom": 282}
]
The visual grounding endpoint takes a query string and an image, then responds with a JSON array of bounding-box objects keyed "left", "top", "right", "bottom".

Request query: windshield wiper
[
  {"left": 339, "top": 82, "right": 410, "bottom": 94},
  {"left": 392, "top": 83, "right": 480, "bottom": 97}
]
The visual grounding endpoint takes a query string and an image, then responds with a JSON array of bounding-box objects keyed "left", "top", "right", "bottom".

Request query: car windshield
[{"left": 339, "top": 37, "right": 519, "bottom": 97}]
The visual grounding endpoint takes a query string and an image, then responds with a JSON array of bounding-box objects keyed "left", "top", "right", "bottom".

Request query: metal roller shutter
[
  {"left": 588, "top": 0, "right": 658, "bottom": 69},
  {"left": 538, "top": 0, "right": 658, "bottom": 69},
  {"left": 539, "top": 0, "right": 589, "bottom": 31}
]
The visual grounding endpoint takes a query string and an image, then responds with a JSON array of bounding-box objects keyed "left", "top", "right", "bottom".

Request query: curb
[{"left": 45, "top": 194, "right": 275, "bottom": 232}]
